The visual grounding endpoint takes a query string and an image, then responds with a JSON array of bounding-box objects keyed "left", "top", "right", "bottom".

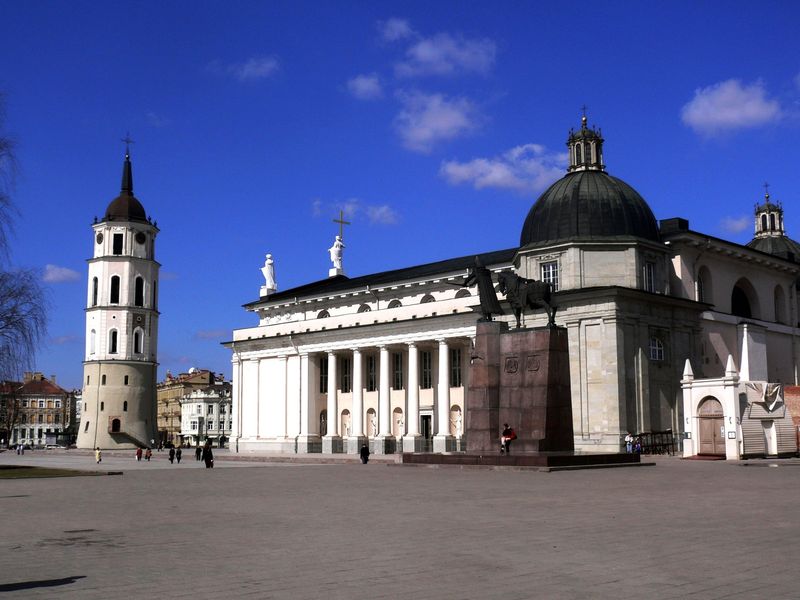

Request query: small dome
[
  {"left": 105, "top": 192, "right": 147, "bottom": 222},
  {"left": 520, "top": 170, "right": 660, "bottom": 248},
  {"left": 747, "top": 235, "right": 800, "bottom": 262}
]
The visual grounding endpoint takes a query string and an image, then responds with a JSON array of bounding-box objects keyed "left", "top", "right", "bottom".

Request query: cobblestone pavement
[{"left": 1, "top": 451, "right": 798, "bottom": 599}]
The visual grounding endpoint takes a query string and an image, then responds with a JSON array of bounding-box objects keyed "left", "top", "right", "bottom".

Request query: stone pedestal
[
  {"left": 372, "top": 435, "right": 396, "bottom": 454},
  {"left": 433, "top": 434, "right": 456, "bottom": 453},
  {"left": 322, "top": 435, "right": 343, "bottom": 454},
  {"left": 402, "top": 434, "right": 425, "bottom": 453},
  {"left": 347, "top": 435, "right": 368, "bottom": 454},
  {"left": 296, "top": 434, "right": 321, "bottom": 453},
  {"left": 466, "top": 322, "right": 574, "bottom": 454}
]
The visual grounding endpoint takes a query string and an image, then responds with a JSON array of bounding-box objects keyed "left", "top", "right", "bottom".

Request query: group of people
[
  {"left": 91, "top": 444, "right": 215, "bottom": 466},
  {"left": 624, "top": 432, "right": 643, "bottom": 454}
]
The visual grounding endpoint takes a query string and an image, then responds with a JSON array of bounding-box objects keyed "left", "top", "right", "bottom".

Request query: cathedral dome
[
  {"left": 103, "top": 150, "right": 148, "bottom": 222},
  {"left": 519, "top": 117, "right": 659, "bottom": 248},
  {"left": 745, "top": 190, "right": 800, "bottom": 261}
]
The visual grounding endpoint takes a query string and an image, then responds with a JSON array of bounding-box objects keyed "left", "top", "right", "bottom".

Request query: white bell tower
[{"left": 77, "top": 144, "right": 160, "bottom": 449}]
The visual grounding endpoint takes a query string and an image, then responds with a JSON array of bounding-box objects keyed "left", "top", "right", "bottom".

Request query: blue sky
[{"left": 1, "top": 1, "right": 798, "bottom": 389}]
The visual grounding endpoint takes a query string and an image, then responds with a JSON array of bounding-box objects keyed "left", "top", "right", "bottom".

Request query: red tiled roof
[{"left": 17, "top": 379, "right": 68, "bottom": 396}]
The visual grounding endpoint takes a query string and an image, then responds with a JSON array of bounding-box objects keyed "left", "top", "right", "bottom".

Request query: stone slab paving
[{"left": 0, "top": 452, "right": 798, "bottom": 599}]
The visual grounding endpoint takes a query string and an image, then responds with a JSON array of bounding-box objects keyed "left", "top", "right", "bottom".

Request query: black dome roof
[
  {"left": 105, "top": 192, "right": 147, "bottom": 222},
  {"left": 520, "top": 170, "right": 660, "bottom": 248},
  {"left": 746, "top": 236, "right": 800, "bottom": 262}
]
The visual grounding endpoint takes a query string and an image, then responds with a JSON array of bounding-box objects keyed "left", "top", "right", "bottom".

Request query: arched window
[
  {"left": 761, "top": 214, "right": 768, "bottom": 231},
  {"left": 109, "top": 329, "right": 118, "bottom": 354},
  {"left": 135, "top": 276, "right": 144, "bottom": 307},
  {"left": 455, "top": 289, "right": 471, "bottom": 299},
  {"left": 731, "top": 278, "right": 759, "bottom": 319},
  {"left": 357, "top": 304, "right": 371, "bottom": 313},
  {"left": 697, "top": 266, "right": 712, "bottom": 304},
  {"left": 110, "top": 275, "right": 120, "bottom": 304},
  {"left": 92, "top": 277, "right": 98, "bottom": 306},
  {"left": 123, "top": 401, "right": 128, "bottom": 412},
  {"left": 770, "top": 213, "right": 776, "bottom": 231},
  {"left": 101, "top": 374, "right": 106, "bottom": 385},
  {"left": 133, "top": 329, "right": 143, "bottom": 354},
  {"left": 317, "top": 310, "right": 330, "bottom": 319},
  {"left": 152, "top": 280, "right": 158, "bottom": 310},
  {"left": 90, "top": 329, "right": 96, "bottom": 354},
  {"left": 585, "top": 142, "right": 592, "bottom": 163},
  {"left": 575, "top": 144, "right": 582, "bottom": 163},
  {"left": 387, "top": 299, "right": 402, "bottom": 309},
  {"left": 420, "top": 294, "right": 435, "bottom": 304}
]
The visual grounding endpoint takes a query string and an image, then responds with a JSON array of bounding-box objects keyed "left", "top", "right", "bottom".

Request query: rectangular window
[
  {"left": 124, "top": 375, "right": 129, "bottom": 385},
  {"left": 196, "top": 404, "right": 202, "bottom": 415},
  {"left": 207, "top": 405, "right": 214, "bottom": 415},
  {"left": 450, "top": 348, "right": 462, "bottom": 387},
  {"left": 55, "top": 400, "right": 62, "bottom": 408},
  {"left": 643, "top": 262, "right": 656, "bottom": 293},
  {"left": 393, "top": 352, "right": 404, "bottom": 390},
  {"left": 340, "top": 357, "right": 351, "bottom": 393},
  {"left": 540, "top": 261, "right": 559, "bottom": 291},
  {"left": 84, "top": 421, "right": 90, "bottom": 432},
  {"left": 190, "top": 420, "right": 197, "bottom": 430},
  {"left": 38, "top": 414, "right": 43, "bottom": 423},
  {"left": 47, "top": 400, "right": 53, "bottom": 409},
  {"left": 22, "top": 399, "right": 28, "bottom": 407},
  {"left": 219, "top": 405, "right": 226, "bottom": 415},
  {"left": 420, "top": 351, "right": 433, "bottom": 389},
  {"left": 366, "top": 355, "right": 377, "bottom": 392},
  {"left": 319, "top": 357, "right": 328, "bottom": 393},
  {"left": 110, "top": 276, "right": 120, "bottom": 304},
  {"left": 39, "top": 400, "right": 45, "bottom": 408},
  {"left": 112, "top": 233, "right": 124, "bottom": 255}
]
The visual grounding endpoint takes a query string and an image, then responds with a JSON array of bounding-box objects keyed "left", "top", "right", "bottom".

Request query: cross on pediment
[{"left": 333, "top": 209, "right": 351, "bottom": 240}]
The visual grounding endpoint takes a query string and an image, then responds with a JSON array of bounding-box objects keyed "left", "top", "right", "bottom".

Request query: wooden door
[{"left": 698, "top": 398, "right": 725, "bottom": 456}]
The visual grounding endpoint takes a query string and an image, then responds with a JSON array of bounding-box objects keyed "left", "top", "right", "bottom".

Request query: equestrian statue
[{"left": 496, "top": 271, "right": 557, "bottom": 328}]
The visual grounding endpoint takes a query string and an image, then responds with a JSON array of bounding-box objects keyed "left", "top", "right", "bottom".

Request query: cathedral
[{"left": 227, "top": 116, "right": 800, "bottom": 457}]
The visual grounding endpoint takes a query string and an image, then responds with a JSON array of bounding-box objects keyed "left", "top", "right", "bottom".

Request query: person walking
[
  {"left": 168, "top": 447, "right": 175, "bottom": 464},
  {"left": 95, "top": 447, "right": 102, "bottom": 464},
  {"left": 201, "top": 442, "right": 214, "bottom": 468},
  {"left": 176, "top": 447, "right": 182, "bottom": 463},
  {"left": 145, "top": 448, "right": 152, "bottom": 461},
  {"left": 195, "top": 445, "right": 202, "bottom": 461},
  {"left": 135, "top": 447, "right": 143, "bottom": 462},
  {"left": 359, "top": 443, "right": 370, "bottom": 464},
  {"left": 500, "top": 424, "right": 517, "bottom": 455}
]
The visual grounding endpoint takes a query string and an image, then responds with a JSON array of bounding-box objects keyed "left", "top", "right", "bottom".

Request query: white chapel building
[{"left": 227, "top": 116, "right": 800, "bottom": 457}]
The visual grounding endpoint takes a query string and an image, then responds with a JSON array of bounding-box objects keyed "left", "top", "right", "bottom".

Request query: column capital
[
  {"left": 436, "top": 337, "right": 448, "bottom": 345},
  {"left": 351, "top": 347, "right": 362, "bottom": 354},
  {"left": 406, "top": 341, "right": 417, "bottom": 349}
]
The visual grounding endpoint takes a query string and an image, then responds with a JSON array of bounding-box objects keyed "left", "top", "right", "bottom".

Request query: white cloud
[
  {"left": 681, "top": 79, "right": 782, "bottom": 135},
  {"left": 313, "top": 198, "right": 399, "bottom": 226},
  {"left": 42, "top": 264, "right": 80, "bottom": 283},
  {"left": 160, "top": 271, "right": 179, "bottom": 281},
  {"left": 719, "top": 215, "right": 751, "bottom": 234},
  {"left": 440, "top": 144, "right": 567, "bottom": 194},
  {"left": 208, "top": 56, "right": 280, "bottom": 82},
  {"left": 379, "top": 18, "right": 414, "bottom": 42},
  {"left": 366, "top": 205, "right": 399, "bottom": 225},
  {"left": 347, "top": 74, "right": 383, "bottom": 100},
  {"left": 146, "top": 112, "right": 170, "bottom": 128},
  {"left": 51, "top": 335, "right": 79, "bottom": 345},
  {"left": 396, "top": 32, "right": 496, "bottom": 78},
  {"left": 394, "top": 91, "right": 480, "bottom": 153}
]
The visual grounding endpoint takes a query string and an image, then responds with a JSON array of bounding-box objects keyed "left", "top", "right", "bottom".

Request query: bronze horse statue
[{"left": 497, "top": 271, "right": 557, "bottom": 328}]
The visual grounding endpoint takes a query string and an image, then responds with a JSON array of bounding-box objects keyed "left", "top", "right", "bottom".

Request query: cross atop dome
[{"left": 753, "top": 183, "right": 785, "bottom": 238}]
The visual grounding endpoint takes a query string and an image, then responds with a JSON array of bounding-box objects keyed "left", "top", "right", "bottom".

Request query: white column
[
  {"left": 378, "top": 345, "right": 391, "bottom": 436},
  {"left": 296, "top": 352, "right": 320, "bottom": 453},
  {"left": 299, "top": 353, "right": 310, "bottom": 436},
  {"left": 351, "top": 348, "right": 364, "bottom": 437},
  {"left": 326, "top": 351, "right": 338, "bottom": 436},
  {"left": 434, "top": 338, "right": 453, "bottom": 452},
  {"left": 402, "top": 342, "right": 422, "bottom": 453},
  {"left": 406, "top": 343, "right": 419, "bottom": 436},
  {"left": 322, "top": 351, "right": 343, "bottom": 453}
]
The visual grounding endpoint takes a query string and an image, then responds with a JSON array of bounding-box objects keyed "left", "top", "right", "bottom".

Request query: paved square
[{"left": 1, "top": 451, "right": 798, "bottom": 599}]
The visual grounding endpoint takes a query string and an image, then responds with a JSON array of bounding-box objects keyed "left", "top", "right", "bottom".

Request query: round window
[
  {"left": 135, "top": 232, "right": 146, "bottom": 244},
  {"left": 96, "top": 232, "right": 104, "bottom": 244}
]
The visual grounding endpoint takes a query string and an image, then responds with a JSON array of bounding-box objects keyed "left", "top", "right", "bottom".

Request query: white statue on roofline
[{"left": 260, "top": 253, "right": 277, "bottom": 297}]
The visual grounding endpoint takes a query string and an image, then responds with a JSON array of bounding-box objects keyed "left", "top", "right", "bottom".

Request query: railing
[{"left": 632, "top": 430, "right": 676, "bottom": 455}]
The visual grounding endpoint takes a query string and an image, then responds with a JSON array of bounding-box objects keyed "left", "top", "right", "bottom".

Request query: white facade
[{"left": 180, "top": 384, "right": 232, "bottom": 447}]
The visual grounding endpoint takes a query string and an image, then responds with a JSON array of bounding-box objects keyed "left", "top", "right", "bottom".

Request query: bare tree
[{"left": 0, "top": 94, "right": 47, "bottom": 381}]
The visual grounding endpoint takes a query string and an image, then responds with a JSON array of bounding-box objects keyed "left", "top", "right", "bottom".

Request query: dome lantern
[{"left": 567, "top": 111, "right": 605, "bottom": 173}]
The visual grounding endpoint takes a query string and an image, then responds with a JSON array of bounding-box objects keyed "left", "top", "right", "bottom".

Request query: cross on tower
[
  {"left": 121, "top": 133, "right": 135, "bottom": 155},
  {"left": 763, "top": 181, "right": 770, "bottom": 199},
  {"left": 333, "top": 209, "right": 351, "bottom": 240},
  {"left": 581, "top": 104, "right": 588, "bottom": 118}
]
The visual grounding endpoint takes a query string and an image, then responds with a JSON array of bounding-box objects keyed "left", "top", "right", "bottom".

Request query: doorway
[
  {"left": 420, "top": 415, "right": 432, "bottom": 452},
  {"left": 698, "top": 397, "right": 725, "bottom": 456}
]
